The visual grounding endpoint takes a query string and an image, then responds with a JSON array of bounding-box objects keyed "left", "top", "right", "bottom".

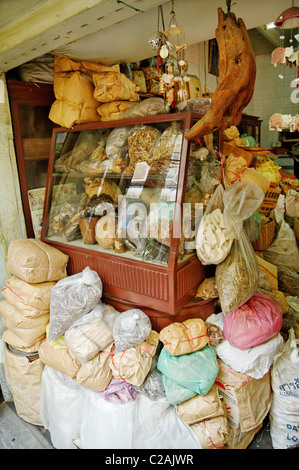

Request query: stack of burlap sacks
[{"left": 0, "top": 239, "right": 69, "bottom": 425}]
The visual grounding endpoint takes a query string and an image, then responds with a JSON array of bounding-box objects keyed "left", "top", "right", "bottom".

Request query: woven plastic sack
[
  {"left": 222, "top": 292, "right": 283, "bottom": 350},
  {"left": 80, "top": 392, "right": 201, "bottom": 449},
  {"left": 270, "top": 328, "right": 299, "bottom": 449},
  {"left": 113, "top": 309, "right": 151, "bottom": 353},
  {"left": 157, "top": 345, "right": 219, "bottom": 395},
  {"left": 48, "top": 267, "right": 103, "bottom": 342},
  {"left": 40, "top": 366, "right": 85, "bottom": 449}
]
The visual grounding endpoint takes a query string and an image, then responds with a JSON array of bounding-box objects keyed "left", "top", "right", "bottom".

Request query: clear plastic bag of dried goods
[
  {"left": 196, "top": 182, "right": 264, "bottom": 265},
  {"left": 215, "top": 229, "right": 260, "bottom": 315},
  {"left": 48, "top": 267, "right": 103, "bottom": 342},
  {"left": 112, "top": 309, "right": 152, "bottom": 353}
]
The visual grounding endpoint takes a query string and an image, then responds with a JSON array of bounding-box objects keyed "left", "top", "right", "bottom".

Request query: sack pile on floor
[
  {"left": 1, "top": 231, "right": 299, "bottom": 449},
  {"left": 193, "top": 170, "right": 299, "bottom": 449}
]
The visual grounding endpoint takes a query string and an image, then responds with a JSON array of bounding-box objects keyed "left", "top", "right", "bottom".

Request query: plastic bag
[
  {"left": 176, "top": 97, "right": 211, "bottom": 114},
  {"left": 270, "top": 328, "right": 299, "bottom": 449},
  {"left": 133, "top": 368, "right": 166, "bottom": 401},
  {"left": 222, "top": 292, "right": 283, "bottom": 350},
  {"left": 215, "top": 229, "right": 260, "bottom": 315},
  {"left": 40, "top": 366, "right": 85, "bottom": 449},
  {"left": 122, "top": 97, "right": 170, "bottom": 119},
  {"left": 64, "top": 303, "right": 121, "bottom": 364},
  {"left": 157, "top": 345, "right": 219, "bottom": 396},
  {"left": 162, "top": 374, "right": 196, "bottom": 405},
  {"left": 263, "top": 210, "right": 299, "bottom": 273},
  {"left": 243, "top": 210, "right": 262, "bottom": 243},
  {"left": 48, "top": 267, "right": 103, "bottom": 342},
  {"left": 80, "top": 392, "right": 201, "bottom": 449},
  {"left": 97, "top": 378, "right": 139, "bottom": 404},
  {"left": 113, "top": 309, "right": 152, "bottom": 353},
  {"left": 196, "top": 182, "right": 264, "bottom": 265},
  {"left": 207, "top": 310, "right": 284, "bottom": 379}
]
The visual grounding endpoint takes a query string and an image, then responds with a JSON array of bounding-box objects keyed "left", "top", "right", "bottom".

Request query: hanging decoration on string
[
  {"left": 148, "top": 5, "right": 172, "bottom": 74},
  {"left": 163, "top": 0, "right": 190, "bottom": 103}
]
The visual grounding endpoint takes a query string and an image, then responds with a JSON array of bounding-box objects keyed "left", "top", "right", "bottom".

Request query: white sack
[
  {"left": 206, "top": 313, "right": 284, "bottom": 379},
  {"left": 40, "top": 366, "right": 85, "bottom": 449},
  {"left": 270, "top": 328, "right": 299, "bottom": 449}
]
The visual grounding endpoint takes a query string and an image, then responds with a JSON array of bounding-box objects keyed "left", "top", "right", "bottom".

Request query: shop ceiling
[{"left": 0, "top": 0, "right": 291, "bottom": 72}]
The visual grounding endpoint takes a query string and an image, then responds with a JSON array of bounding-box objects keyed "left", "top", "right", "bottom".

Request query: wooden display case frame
[{"left": 41, "top": 111, "right": 218, "bottom": 325}]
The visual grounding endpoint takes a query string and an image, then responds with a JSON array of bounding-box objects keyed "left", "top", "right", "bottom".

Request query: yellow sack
[
  {"left": 93, "top": 71, "right": 140, "bottom": 102},
  {"left": 38, "top": 337, "right": 81, "bottom": 379},
  {"left": 255, "top": 159, "right": 281, "bottom": 185},
  {"left": 54, "top": 55, "right": 120, "bottom": 75},
  {"left": 97, "top": 100, "right": 138, "bottom": 121},
  {"left": 49, "top": 71, "right": 101, "bottom": 128},
  {"left": 76, "top": 342, "right": 113, "bottom": 391},
  {"left": 177, "top": 384, "right": 224, "bottom": 425}
]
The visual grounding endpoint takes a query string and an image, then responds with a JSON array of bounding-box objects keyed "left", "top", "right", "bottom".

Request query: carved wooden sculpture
[{"left": 185, "top": 7, "right": 256, "bottom": 141}]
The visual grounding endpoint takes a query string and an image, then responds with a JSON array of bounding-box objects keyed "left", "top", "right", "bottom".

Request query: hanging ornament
[{"left": 148, "top": 31, "right": 167, "bottom": 52}]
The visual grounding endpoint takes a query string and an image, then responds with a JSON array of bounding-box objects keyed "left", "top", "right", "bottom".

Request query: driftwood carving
[{"left": 185, "top": 8, "right": 256, "bottom": 141}]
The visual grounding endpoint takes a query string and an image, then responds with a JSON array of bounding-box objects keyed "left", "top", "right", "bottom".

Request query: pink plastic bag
[{"left": 223, "top": 292, "right": 283, "bottom": 350}]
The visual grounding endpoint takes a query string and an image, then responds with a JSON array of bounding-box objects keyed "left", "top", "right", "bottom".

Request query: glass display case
[{"left": 41, "top": 112, "right": 220, "bottom": 328}]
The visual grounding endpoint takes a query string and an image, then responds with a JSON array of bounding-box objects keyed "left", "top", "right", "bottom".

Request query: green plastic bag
[{"left": 157, "top": 345, "right": 219, "bottom": 396}]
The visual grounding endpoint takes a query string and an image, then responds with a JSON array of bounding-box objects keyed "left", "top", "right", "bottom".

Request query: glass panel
[
  {"left": 44, "top": 120, "right": 184, "bottom": 266},
  {"left": 181, "top": 132, "right": 221, "bottom": 262},
  {"left": 19, "top": 104, "right": 53, "bottom": 160}
]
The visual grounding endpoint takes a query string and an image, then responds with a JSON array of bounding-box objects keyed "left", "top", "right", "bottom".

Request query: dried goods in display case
[{"left": 41, "top": 112, "right": 220, "bottom": 329}]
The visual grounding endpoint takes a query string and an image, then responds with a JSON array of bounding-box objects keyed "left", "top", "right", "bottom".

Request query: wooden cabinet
[
  {"left": 41, "top": 112, "right": 218, "bottom": 329},
  {"left": 7, "top": 80, "right": 55, "bottom": 238},
  {"left": 239, "top": 114, "right": 262, "bottom": 144}
]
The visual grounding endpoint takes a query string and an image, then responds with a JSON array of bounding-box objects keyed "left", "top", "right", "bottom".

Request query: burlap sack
[
  {"left": 109, "top": 330, "right": 159, "bottom": 386},
  {"left": 1, "top": 276, "right": 55, "bottom": 317},
  {"left": 177, "top": 384, "right": 224, "bottom": 425},
  {"left": 49, "top": 71, "right": 101, "bottom": 128},
  {"left": 7, "top": 238, "right": 68, "bottom": 283},
  {"left": 93, "top": 71, "right": 140, "bottom": 102},
  {"left": 159, "top": 319, "right": 209, "bottom": 356},
  {"left": 4, "top": 344, "right": 44, "bottom": 425},
  {"left": 38, "top": 337, "right": 81, "bottom": 379},
  {"left": 0, "top": 299, "right": 49, "bottom": 329},
  {"left": 75, "top": 342, "right": 113, "bottom": 391}
]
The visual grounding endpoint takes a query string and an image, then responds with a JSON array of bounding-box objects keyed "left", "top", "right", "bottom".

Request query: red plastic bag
[{"left": 222, "top": 292, "right": 283, "bottom": 350}]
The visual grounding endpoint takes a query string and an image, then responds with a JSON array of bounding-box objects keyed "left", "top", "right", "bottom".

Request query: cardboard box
[
  {"left": 225, "top": 422, "right": 263, "bottom": 449},
  {"left": 258, "top": 185, "right": 282, "bottom": 216},
  {"left": 215, "top": 360, "right": 272, "bottom": 433}
]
